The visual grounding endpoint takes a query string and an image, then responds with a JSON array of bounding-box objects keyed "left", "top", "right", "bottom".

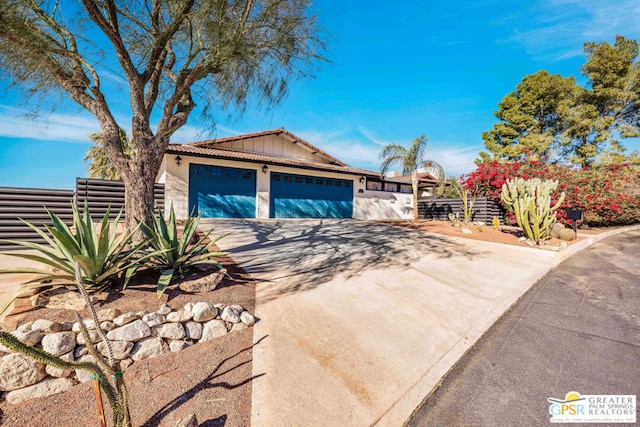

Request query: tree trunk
[
  {"left": 122, "top": 171, "right": 156, "bottom": 238},
  {"left": 412, "top": 170, "right": 419, "bottom": 223}
]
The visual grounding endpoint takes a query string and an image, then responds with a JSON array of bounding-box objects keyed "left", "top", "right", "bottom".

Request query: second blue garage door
[
  {"left": 189, "top": 164, "right": 256, "bottom": 218},
  {"left": 270, "top": 172, "right": 353, "bottom": 218}
]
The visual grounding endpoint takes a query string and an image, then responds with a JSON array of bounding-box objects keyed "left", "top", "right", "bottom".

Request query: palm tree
[
  {"left": 84, "top": 129, "right": 136, "bottom": 180},
  {"left": 380, "top": 135, "right": 444, "bottom": 222}
]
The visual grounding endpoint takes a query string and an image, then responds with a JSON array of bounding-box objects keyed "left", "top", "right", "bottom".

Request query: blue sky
[{"left": 1, "top": 0, "right": 640, "bottom": 189}]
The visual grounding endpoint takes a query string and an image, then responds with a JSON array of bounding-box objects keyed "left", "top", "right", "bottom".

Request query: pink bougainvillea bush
[{"left": 462, "top": 160, "right": 640, "bottom": 227}]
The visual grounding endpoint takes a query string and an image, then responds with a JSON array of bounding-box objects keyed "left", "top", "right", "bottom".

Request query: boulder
[
  {"left": 106, "top": 320, "right": 152, "bottom": 342},
  {"left": 30, "top": 288, "right": 88, "bottom": 310},
  {"left": 166, "top": 310, "right": 194, "bottom": 323},
  {"left": 142, "top": 312, "right": 166, "bottom": 328},
  {"left": 11, "top": 329, "right": 43, "bottom": 347},
  {"left": 131, "top": 337, "right": 168, "bottom": 361},
  {"left": 200, "top": 320, "right": 228, "bottom": 342},
  {"left": 0, "top": 353, "right": 46, "bottom": 391},
  {"left": 5, "top": 377, "right": 75, "bottom": 405},
  {"left": 76, "top": 328, "right": 102, "bottom": 345},
  {"left": 178, "top": 268, "right": 227, "bottom": 293},
  {"left": 184, "top": 322, "right": 203, "bottom": 340},
  {"left": 41, "top": 332, "right": 76, "bottom": 356},
  {"left": 113, "top": 312, "right": 138, "bottom": 327},
  {"left": 157, "top": 303, "right": 172, "bottom": 315},
  {"left": 97, "top": 340, "right": 134, "bottom": 360},
  {"left": 191, "top": 302, "right": 218, "bottom": 322},
  {"left": 240, "top": 311, "right": 256, "bottom": 326},
  {"left": 96, "top": 308, "right": 122, "bottom": 322},
  {"left": 75, "top": 355, "right": 98, "bottom": 383},
  {"left": 220, "top": 306, "right": 241, "bottom": 324},
  {"left": 169, "top": 340, "right": 192, "bottom": 353},
  {"left": 153, "top": 323, "right": 186, "bottom": 340},
  {"left": 30, "top": 319, "right": 62, "bottom": 334}
]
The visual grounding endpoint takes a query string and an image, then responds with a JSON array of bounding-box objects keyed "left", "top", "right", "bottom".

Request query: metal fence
[
  {"left": 0, "top": 186, "right": 75, "bottom": 250},
  {"left": 0, "top": 179, "right": 165, "bottom": 250},
  {"left": 76, "top": 178, "right": 165, "bottom": 220},
  {"left": 418, "top": 197, "right": 504, "bottom": 224}
]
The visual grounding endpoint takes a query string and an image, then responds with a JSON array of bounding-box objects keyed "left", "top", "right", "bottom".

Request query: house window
[
  {"left": 295, "top": 176, "right": 303, "bottom": 183},
  {"left": 284, "top": 175, "right": 292, "bottom": 183},
  {"left": 335, "top": 180, "right": 342, "bottom": 187},
  {"left": 306, "top": 177, "right": 314, "bottom": 184},
  {"left": 383, "top": 182, "right": 398, "bottom": 192},
  {"left": 399, "top": 184, "right": 412, "bottom": 193},
  {"left": 211, "top": 167, "right": 222, "bottom": 177},
  {"left": 366, "top": 180, "right": 383, "bottom": 191},
  {"left": 326, "top": 179, "right": 333, "bottom": 186},
  {"left": 272, "top": 173, "right": 281, "bottom": 182},
  {"left": 344, "top": 181, "right": 351, "bottom": 188}
]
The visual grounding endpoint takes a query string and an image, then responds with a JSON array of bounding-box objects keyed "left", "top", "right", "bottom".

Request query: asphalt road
[{"left": 406, "top": 230, "right": 640, "bottom": 427}]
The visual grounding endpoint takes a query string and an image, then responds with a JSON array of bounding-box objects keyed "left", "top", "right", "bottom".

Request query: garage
[
  {"left": 189, "top": 164, "right": 256, "bottom": 218},
  {"left": 270, "top": 172, "right": 353, "bottom": 218}
]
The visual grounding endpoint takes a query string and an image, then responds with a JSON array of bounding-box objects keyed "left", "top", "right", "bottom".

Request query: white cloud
[
  {"left": 503, "top": 0, "right": 640, "bottom": 61},
  {"left": 0, "top": 105, "right": 100, "bottom": 143},
  {"left": 428, "top": 144, "right": 483, "bottom": 177}
]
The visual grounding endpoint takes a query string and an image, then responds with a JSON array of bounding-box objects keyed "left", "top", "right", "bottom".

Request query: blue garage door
[
  {"left": 189, "top": 164, "right": 256, "bottom": 218},
  {"left": 270, "top": 173, "right": 353, "bottom": 218}
]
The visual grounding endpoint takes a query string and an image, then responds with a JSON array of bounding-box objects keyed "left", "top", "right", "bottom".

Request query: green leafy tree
[
  {"left": 0, "top": 0, "right": 325, "bottom": 236},
  {"left": 85, "top": 129, "right": 136, "bottom": 181},
  {"left": 380, "top": 135, "right": 444, "bottom": 223},
  {"left": 480, "top": 70, "right": 578, "bottom": 162}
]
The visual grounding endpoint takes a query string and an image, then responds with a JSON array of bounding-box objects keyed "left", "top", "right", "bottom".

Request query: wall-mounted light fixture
[
  {"left": 175, "top": 155, "right": 182, "bottom": 166},
  {"left": 358, "top": 189, "right": 364, "bottom": 193},
  {"left": 359, "top": 176, "right": 365, "bottom": 183},
  {"left": 262, "top": 164, "right": 269, "bottom": 174},
  {"left": 390, "top": 196, "right": 396, "bottom": 204}
]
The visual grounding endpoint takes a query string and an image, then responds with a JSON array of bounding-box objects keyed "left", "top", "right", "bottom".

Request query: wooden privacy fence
[
  {"left": 0, "top": 179, "right": 165, "bottom": 250},
  {"left": 418, "top": 197, "right": 505, "bottom": 224}
]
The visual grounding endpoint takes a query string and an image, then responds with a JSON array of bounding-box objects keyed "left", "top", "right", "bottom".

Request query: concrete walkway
[
  {"left": 407, "top": 229, "right": 640, "bottom": 426},
  {"left": 202, "top": 219, "right": 637, "bottom": 426}
]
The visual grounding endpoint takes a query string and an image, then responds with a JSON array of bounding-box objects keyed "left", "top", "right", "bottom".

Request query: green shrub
[
  {"left": 0, "top": 203, "right": 151, "bottom": 314},
  {"left": 139, "top": 205, "right": 226, "bottom": 298}
]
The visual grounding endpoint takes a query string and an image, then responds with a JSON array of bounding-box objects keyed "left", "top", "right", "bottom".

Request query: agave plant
[
  {"left": 139, "top": 205, "right": 226, "bottom": 298},
  {"left": 0, "top": 203, "right": 152, "bottom": 314}
]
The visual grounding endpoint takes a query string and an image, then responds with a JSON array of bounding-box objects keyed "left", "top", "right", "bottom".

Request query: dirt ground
[
  {"left": 380, "top": 220, "right": 584, "bottom": 249},
  {"left": 0, "top": 252, "right": 256, "bottom": 427}
]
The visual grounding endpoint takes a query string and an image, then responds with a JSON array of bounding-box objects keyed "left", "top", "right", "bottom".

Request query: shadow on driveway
[{"left": 202, "top": 219, "right": 484, "bottom": 303}]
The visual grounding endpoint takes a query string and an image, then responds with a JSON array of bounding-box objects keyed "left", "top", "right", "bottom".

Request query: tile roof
[
  {"left": 187, "top": 128, "right": 348, "bottom": 167},
  {"left": 166, "top": 143, "right": 380, "bottom": 178}
]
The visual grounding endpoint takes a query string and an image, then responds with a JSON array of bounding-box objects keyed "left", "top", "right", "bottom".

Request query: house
[{"left": 158, "top": 128, "right": 439, "bottom": 220}]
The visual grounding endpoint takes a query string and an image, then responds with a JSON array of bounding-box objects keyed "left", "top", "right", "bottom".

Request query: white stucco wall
[{"left": 353, "top": 190, "right": 414, "bottom": 220}]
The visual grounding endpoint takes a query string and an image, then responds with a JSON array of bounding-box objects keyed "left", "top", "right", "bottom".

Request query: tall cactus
[{"left": 501, "top": 178, "right": 566, "bottom": 244}]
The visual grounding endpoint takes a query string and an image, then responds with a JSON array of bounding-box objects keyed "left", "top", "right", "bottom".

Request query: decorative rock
[
  {"left": 191, "top": 302, "right": 218, "bottom": 322},
  {"left": 75, "top": 355, "right": 98, "bottom": 383},
  {"left": 41, "top": 332, "right": 76, "bottom": 356},
  {"left": 73, "top": 319, "right": 97, "bottom": 332},
  {"left": 96, "top": 308, "right": 121, "bottom": 322},
  {"left": 120, "top": 358, "right": 134, "bottom": 370},
  {"left": 11, "top": 329, "right": 44, "bottom": 347},
  {"left": 183, "top": 303, "right": 195, "bottom": 312},
  {"left": 166, "top": 310, "right": 194, "bottom": 323},
  {"left": 153, "top": 323, "right": 186, "bottom": 340},
  {"left": 31, "top": 319, "right": 62, "bottom": 333},
  {"left": 97, "top": 340, "right": 134, "bottom": 360},
  {"left": 74, "top": 346, "right": 88, "bottom": 358},
  {"left": 178, "top": 268, "right": 226, "bottom": 293},
  {"left": 230, "top": 304, "right": 244, "bottom": 311},
  {"left": 461, "top": 227, "right": 473, "bottom": 234},
  {"left": 169, "top": 340, "right": 192, "bottom": 353},
  {"left": 0, "top": 353, "right": 46, "bottom": 391},
  {"left": 142, "top": 312, "right": 166, "bottom": 328},
  {"left": 30, "top": 288, "right": 87, "bottom": 310},
  {"left": 200, "top": 320, "right": 228, "bottom": 342},
  {"left": 5, "top": 377, "right": 75, "bottom": 404},
  {"left": 16, "top": 322, "right": 34, "bottom": 333},
  {"left": 135, "top": 310, "right": 150, "bottom": 319},
  {"left": 175, "top": 413, "right": 198, "bottom": 427},
  {"left": 106, "top": 319, "right": 152, "bottom": 342},
  {"left": 231, "top": 323, "right": 248, "bottom": 332},
  {"left": 214, "top": 303, "right": 225, "bottom": 311},
  {"left": 100, "top": 321, "right": 116, "bottom": 332},
  {"left": 184, "top": 322, "right": 203, "bottom": 340},
  {"left": 59, "top": 321, "right": 74, "bottom": 331},
  {"left": 131, "top": 337, "right": 168, "bottom": 361},
  {"left": 240, "top": 311, "right": 256, "bottom": 326},
  {"left": 113, "top": 312, "right": 138, "bottom": 327},
  {"left": 158, "top": 304, "right": 172, "bottom": 315},
  {"left": 76, "top": 328, "right": 102, "bottom": 345},
  {"left": 45, "top": 351, "right": 74, "bottom": 378},
  {"left": 220, "top": 306, "right": 241, "bottom": 324}
]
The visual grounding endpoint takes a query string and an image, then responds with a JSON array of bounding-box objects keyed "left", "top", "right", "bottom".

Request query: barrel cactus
[{"left": 501, "top": 178, "right": 566, "bottom": 245}]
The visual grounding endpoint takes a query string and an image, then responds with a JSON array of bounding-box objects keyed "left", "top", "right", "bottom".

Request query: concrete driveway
[
  {"left": 407, "top": 229, "right": 640, "bottom": 426},
  {"left": 203, "top": 219, "right": 571, "bottom": 426}
]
